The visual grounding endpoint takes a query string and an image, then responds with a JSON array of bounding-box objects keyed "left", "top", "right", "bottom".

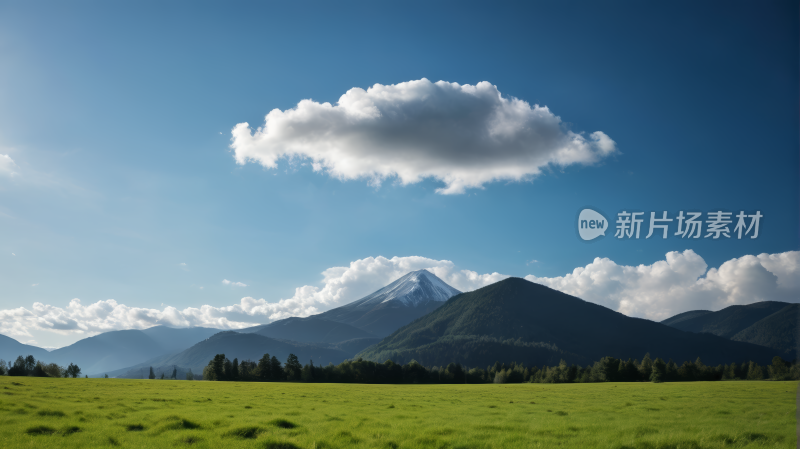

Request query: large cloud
[
  {"left": 231, "top": 79, "right": 618, "bottom": 194},
  {"left": 526, "top": 250, "right": 800, "bottom": 320},
  {"left": 1, "top": 251, "right": 797, "bottom": 345},
  {"left": 0, "top": 256, "right": 506, "bottom": 341}
]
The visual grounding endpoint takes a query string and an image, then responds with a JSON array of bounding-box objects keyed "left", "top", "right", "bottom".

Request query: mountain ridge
[{"left": 358, "top": 277, "right": 778, "bottom": 367}]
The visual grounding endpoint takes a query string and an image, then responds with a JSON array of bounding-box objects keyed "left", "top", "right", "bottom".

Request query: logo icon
[{"left": 578, "top": 209, "right": 608, "bottom": 241}]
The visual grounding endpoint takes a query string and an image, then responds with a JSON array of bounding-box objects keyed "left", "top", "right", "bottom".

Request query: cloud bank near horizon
[
  {"left": 230, "top": 79, "right": 618, "bottom": 194},
  {"left": 1, "top": 250, "right": 797, "bottom": 346}
]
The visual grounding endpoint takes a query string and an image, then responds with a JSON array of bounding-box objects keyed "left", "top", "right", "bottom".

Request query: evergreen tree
[
  {"left": 148, "top": 366, "right": 155, "bottom": 379},
  {"left": 223, "top": 358, "right": 233, "bottom": 381},
  {"left": 639, "top": 353, "right": 653, "bottom": 381},
  {"left": 650, "top": 358, "right": 666, "bottom": 383},
  {"left": 186, "top": 369, "right": 194, "bottom": 380},
  {"left": 769, "top": 357, "right": 789, "bottom": 380},
  {"left": 665, "top": 360, "right": 679, "bottom": 382},
  {"left": 746, "top": 361, "right": 764, "bottom": 380},
  {"left": 285, "top": 354, "right": 302, "bottom": 381},
  {"left": 301, "top": 360, "right": 315, "bottom": 382},
  {"left": 270, "top": 356, "right": 283, "bottom": 381},
  {"left": 232, "top": 358, "right": 240, "bottom": 381},
  {"left": 212, "top": 354, "right": 226, "bottom": 381},
  {"left": 257, "top": 353, "right": 272, "bottom": 381},
  {"left": 171, "top": 366, "right": 177, "bottom": 380}
]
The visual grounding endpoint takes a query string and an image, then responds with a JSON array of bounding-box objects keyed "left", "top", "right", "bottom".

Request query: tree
[
  {"left": 104, "top": 374, "right": 109, "bottom": 378},
  {"left": 270, "top": 356, "right": 283, "bottom": 381},
  {"left": 639, "top": 354, "right": 653, "bottom": 381},
  {"left": 232, "top": 358, "right": 240, "bottom": 381},
  {"left": 746, "top": 361, "right": 764, "bottom": 380},
  {"left": 285, "top": 354, "right": 301, "bottom": 381},
  {"left": 301, "top": 360, "right": 315, "bottom": 382},
  {"left": 171, "top": 366, "right": 177, "bottom": 380},
  {"left": 257, "top": 353, "right": 272, "bottom": 381},
  {"left": 223, "top": 358, "right": 233, "bottom": 381},
  {"left": 24, "top": 355, "right": 36, "bottom": 373},
  {"left": 212, "top": 354, "right": 226, "bottom": 381},
  {"left": 65, "top": 363, "right": 81, "bottom": 378},
  {"left": 149, "top": 366, "right": 156, "bottom": 379},
  {"left": 32, "top": 362, "right": 47, "bottom": 377},
  {"left": 0, "top": 359, "right": 6, "bottom": 376},
  {"left": 650, "top": 358, "right": 666, "bottom": 383},
  {"left": 769, "top": 357, "right": 789, "bottom": 380},
  {"left": 186, "top": 369, "right": 194, "bottom": 381},
  {"left": 160, "top": 372, "right": 165, "bottom": 380},
  {"left": 9, "top": 356, "right": 27, "bottom": 376}
]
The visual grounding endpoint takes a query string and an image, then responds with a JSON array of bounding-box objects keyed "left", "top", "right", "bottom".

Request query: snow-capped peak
[{"left": 373, "top": 269, "right": 461, "bottom": 306}]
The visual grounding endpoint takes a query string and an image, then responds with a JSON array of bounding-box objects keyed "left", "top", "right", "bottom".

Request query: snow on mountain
[{"left": 349, "top": 269, "right": 461, "bottom": 309}]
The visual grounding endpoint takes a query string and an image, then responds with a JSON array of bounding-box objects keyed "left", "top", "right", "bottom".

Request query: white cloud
[
  {"left": 0, "top": 154, "right": 17, "bottom": 176},
  {"left": 526, "top": 250, "right": 800, "bottom": 321},
  {"left": 222, "top": 279, "right": 247, "bottom": 287},
  {"left": 179, "top": 263, "right": 186, "bottom": 266},
  {"left": 231, "top": 79, "right": 618, "bottom": 194},
  {"left": 1, "top": 251, "right": 796, "bottom": 344}
]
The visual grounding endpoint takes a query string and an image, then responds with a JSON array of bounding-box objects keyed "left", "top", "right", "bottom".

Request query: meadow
[{"left": 0, "top": 376, "right": 795, "bottom": 449}]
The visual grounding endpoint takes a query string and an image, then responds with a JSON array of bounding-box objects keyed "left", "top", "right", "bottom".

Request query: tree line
[
  {"left": 203, "top": 353, "right": 800, "bottom": 384},
  {"left": 0, "top": 355, "right": 82, "bottom": 378}
]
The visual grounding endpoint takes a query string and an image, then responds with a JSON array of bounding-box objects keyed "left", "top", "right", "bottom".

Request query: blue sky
[{"left": 0, "top": 1, "right": 797, "bottom": 347}]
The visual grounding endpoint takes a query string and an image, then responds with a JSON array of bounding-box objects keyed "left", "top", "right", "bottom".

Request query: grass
[{"left": 0, "top": 376, "right": 795, "bottom": 448}]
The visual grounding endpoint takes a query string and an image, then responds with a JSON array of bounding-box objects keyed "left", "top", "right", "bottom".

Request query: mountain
[
  {"left": 139, "top": 326, "right": 223, "bottom": 354},
  {"left": 357, "top": 277, "right": 778, "bottom": 367},
  {"left": 1, "top": 326, "right": 222, "bottom": 375},
  {"left": 246, "top": 316, "right": 377, "bottom": 343},
  {"left": 315, "top": 269, "right": 461, "bottom": 337},
  {"left": 662, "top": 302, "right": 798, "bottom": 357},
  {"left": 661, "top": 310, "right": 713, "bottom": 327},
  {"left": 731, "top": 304, "right": 798, "bottom": 358},
  {"left": 0, "top": 334, "right": 51, "bottom": 363},
  {"left": 109, "top": 331, "right": 351, "bottom": 377}
]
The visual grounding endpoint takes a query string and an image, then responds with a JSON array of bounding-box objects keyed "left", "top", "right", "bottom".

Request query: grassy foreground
[{"left": 0, "top": 377, "right": 795, "bottom": 449}]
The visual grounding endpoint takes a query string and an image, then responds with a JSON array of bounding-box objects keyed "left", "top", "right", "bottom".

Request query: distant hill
[
  {"left": 662, "top": 302, "right": 798, "bottom": 357},
  {"left": 109, "top": 331, "right": 351, "bottom": 377},
  {"left": 247, "top": 317, "right": 377, "bottom": 343},
  {"left": 1, "top": 326, "right": 222, "bottom": 375},
  {"left": 139, "top": 326, "right": 223, "bottom": 354},
  {"left": 358, "top": 278, "right": 778, "bottom": 367},
  {"left": 0, "top": 334, "right": 51, "bottom": 363},
  {"left": 315, "top": 269, "right": 460, "bottom": 337}
]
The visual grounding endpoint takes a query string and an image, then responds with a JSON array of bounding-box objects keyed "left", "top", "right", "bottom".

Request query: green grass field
[{"left": 0, "top": 377, "right": 795, "bottom": 449}]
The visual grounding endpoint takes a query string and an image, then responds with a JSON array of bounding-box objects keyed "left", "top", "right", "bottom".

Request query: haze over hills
[
  {"left": 358, "top": 278, "right": 778, "bottom": 367},
  {"left": 242, "top": 317, "right": 377, "bottom": 343},
  {"left": 109, "top": 331, "right": 351, "bottom": 378},
  {"left": 662, "top": 302, "right": 798, "bottom": 357},
  {"left": 0, "top": 334, "right": 51, "bottom": 363},
  {"left": 0, "top": 326, "right": 222, "bottom": 375}
]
